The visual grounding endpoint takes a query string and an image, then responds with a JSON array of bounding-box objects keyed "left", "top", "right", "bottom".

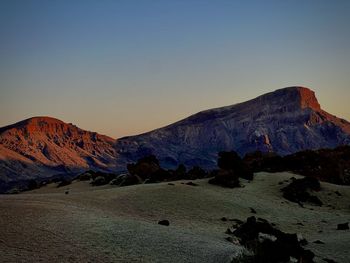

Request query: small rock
[
  {"left": 334, "top": 191, "right": 342, "bottom": 196},
  {"left": 221, "top": 217, "right": 228, "bottom": 222},
  {"left": 186, "top": 182, "right": 198, "bottom": 186},
  {"left": 250, "top": 207, "right": 257, "bottom": 214},
  {"left": 225, "top": 236, "right": 234, "bottom": 242},
  {"left": 337, "top": 222, "right": 349, "bottom": 230},
  {"left": 158, "top": 220, "right": 170, "bottom": 226},
  {"left": 229, "top": 218, "right": 244, "bottom": 225},
  {"left": 313, "top": 240, "right": 325, "bottom": 244},
  {"left": 323, "top": 258, "right": 337, "bottom": 263},
  {"left": 225, "top": 228, "right": 234, "bottom": 234},
  {"left": 65, "top": 190, "right": 69, "bottom": 195}
]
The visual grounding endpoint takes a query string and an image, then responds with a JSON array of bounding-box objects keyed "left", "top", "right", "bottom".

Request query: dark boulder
[
  {"left": 158, "top": 220, "right": 170, "bottom": 226},
  {"left": 232, "top": 216, "right": 314, "bottom": 263},
  {"left": 281, "top": 177, "right": 322, "bottom": 206},
  {"left": 186, "top": 182, "right": 198, "bottom": 186},
  {"left": 337, "top": 222, "right": 349, "bottom": 230}
]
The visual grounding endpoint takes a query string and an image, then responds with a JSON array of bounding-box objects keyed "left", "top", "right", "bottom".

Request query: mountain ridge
[
  {"left": 116, "top": 86, "right": 350, "bottom": 167},
  {"left": 1, "top": 86, "right": 350, "bottom": 184}
]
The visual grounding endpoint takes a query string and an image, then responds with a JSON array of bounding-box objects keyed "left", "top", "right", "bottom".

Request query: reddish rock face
[
  {"left": 0, "top": 117, "right": 117, "bottom": 182},
  {"left": 297, "top": 87, "right": 321, "bottom": 110}
]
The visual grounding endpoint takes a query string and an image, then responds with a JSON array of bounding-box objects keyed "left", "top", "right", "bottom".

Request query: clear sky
[{"left": 1, "top": 0, "right": 349, "bottom": 138}]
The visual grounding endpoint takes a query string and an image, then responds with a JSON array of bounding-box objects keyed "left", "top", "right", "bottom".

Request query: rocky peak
[{"left": 257, "top": 86, "right": 321, "bottom": 111}]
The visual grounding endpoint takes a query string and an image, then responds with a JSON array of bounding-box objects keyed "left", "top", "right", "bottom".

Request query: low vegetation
[{"left": 243, "top": 145, "right": 350, "bottom": 185}]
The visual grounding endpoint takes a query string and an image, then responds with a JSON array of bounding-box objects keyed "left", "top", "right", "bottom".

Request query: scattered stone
[
  {"left": 323, "top": 258, "right": 337, "bottom": 263},
  {"left": 229, "top": 218, "right": 244, "bottom": 224},
  {"left": 158, "top": 220, "right": 170, "bottom": 226},
  {"left": 337, "top": 222, "right": 349, "bottom": 230},
  {"left": 250, "top": 207, "right": 257, "bottom": 214},
  {"left": 334, "top": 191, "right": 342, "bottom": 196},
  {"left": 313, "top": 240, "right": 324, "bottom": 244},
  {"left": 221, "top": 217, "right": 228, "bottom": 222},
  {"left": 186, "top": 182, "right": 198, "bottom": 186},
  {"left": 65, "top": 190, "right": 69, "bottom": 195},
  {"left": 231, "top": 216, "right": 315, "bottom": 263}
]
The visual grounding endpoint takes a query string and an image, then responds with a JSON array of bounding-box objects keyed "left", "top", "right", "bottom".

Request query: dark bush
[
  {"left": 243, "top": 146, "right": 350, "bottom": 185},
  {"left": 208, "top": 169, "right": 240, "bottom": 188},
  {"left": 110, "top": 174, "right": 141, "bottom": 187},
  {"left": 173, "top": 164, "right": 187, "bottom": 180},
  {"left": 57, "top": 179, "right": 72, "bottom": 188},
  {"left": 27, "top": 179, "right": 39, "bottom": 190},
  {"left": 218, "top": 151, "right": 254, "bottom": 180},
  {"left": 127, "top": 155, "right": 161, "bottom": 180},
  {"left": 187, "top": 166, "right": 207, "bottom": 180},
  {"left": 78, "top": 172, "right": 92, "bottom": 181},
  {"left": 91, "top": 176, "right": 106, "bottom": 186}
]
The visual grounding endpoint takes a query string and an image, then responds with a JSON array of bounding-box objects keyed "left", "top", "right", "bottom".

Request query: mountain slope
[
  {"left": 0, "top": 117, "right": 117, "bottom": 183},
  {"left": 115, "top": 87, "right": 350, "bottom": 168}
]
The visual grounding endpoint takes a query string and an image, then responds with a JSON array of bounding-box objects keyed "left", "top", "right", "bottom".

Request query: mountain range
[{"left": 1, "top": 86, "right": 350, "bottom": 186}]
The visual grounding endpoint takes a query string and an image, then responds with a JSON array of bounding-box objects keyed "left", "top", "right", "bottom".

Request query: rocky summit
[
  {"left": 0, "top": 117, "right": 117, "bottom": 184},
  {"left": 115, "top": 87, "right": 350, "bottom": 168}
]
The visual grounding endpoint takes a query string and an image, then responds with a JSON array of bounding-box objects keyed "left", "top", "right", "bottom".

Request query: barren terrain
[{"left": 1, "top": 172, "right": 349, "bottom": 262}]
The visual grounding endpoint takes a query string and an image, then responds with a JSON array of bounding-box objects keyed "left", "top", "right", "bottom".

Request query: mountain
[
  {"left": 115, "top": 86, "right": 350, "bottom": 168},
  {"left": 1, "top": 86, "right": 350, "bottom": 188},
  {"left": 0, "top": 117, "right": 117, "bottom": 184}
]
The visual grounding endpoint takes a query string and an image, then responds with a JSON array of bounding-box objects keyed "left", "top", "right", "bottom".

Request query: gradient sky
[{"left": 1, "top": 0, "right": 349, "bottom": 138}]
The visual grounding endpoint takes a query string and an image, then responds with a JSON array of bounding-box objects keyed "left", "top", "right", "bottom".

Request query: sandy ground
[{"left": 0, "top": 172, "right": 349, "bottom": 263}]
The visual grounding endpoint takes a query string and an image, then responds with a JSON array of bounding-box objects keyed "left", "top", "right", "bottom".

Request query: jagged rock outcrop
[
  {"left": 115, "top": 87, "right": 350, "bottom": 168},
  {"left": 0, "top": 117, "right": 117, "bottom": 185}
]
